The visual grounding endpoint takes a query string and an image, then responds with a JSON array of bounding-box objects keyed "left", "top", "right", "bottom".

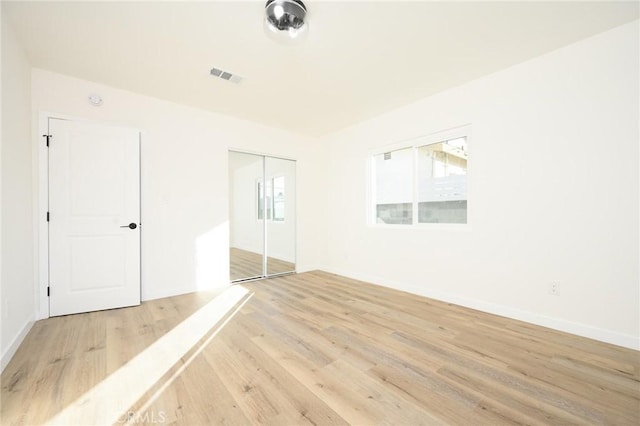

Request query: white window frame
[{"left": 368, "top": 125, "right": 472, "bottom": 230}]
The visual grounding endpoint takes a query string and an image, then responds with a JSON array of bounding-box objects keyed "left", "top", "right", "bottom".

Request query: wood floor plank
[
  {"left": 210, "top": 330, "right": 348, "bottom": 426},
  {"left": 2, "top": 270, "right": 639, "bottom": 425}
]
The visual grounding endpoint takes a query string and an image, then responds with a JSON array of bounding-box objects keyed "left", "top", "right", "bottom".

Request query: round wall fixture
[
  {"left": 88, "top": 94, "right": 103, "bottom": 106},
  {"left": 264, "top": 0, "right": 308, "bottom": 42}
]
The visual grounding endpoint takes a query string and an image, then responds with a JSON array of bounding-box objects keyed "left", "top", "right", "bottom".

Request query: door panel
[
  {"left": 49, "top": 118, "right": 140, "bottom": 316},
  {"left": 229, "top": 151, "right": 296, "bottom": 282},
  {"left": 229, "top": 151, "right": 264, "bottom": 281},
  {"left": 265, "top": 157, "right": 296, "bottom": 276}
]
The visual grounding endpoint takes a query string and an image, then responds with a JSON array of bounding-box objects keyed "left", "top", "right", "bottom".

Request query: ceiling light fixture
[
  {"left": 264, "top": 0, "right": 308, "bottom": 42},
  {"left": 88, "top": 94, "right": 103, "bottom": 106}
]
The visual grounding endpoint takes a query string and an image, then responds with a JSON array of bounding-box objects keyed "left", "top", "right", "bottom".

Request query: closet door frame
[{"left": 229, "top": 149, "right": 296, "bottom": 283}]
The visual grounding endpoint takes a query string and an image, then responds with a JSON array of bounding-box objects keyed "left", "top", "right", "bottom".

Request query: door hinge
[
  {"left": 47, "top": 286, "right": 50, "bottom": 297},
  {"left": 46, "top": 211, "right": 50, "bottom": 222},
  {"left": 42, "top": 134, "right": 52, "bottom": 147}
]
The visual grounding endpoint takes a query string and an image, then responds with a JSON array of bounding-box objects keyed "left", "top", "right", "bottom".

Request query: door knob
[{"left": 120, "top": 223, "right": 137, "bottom": 229}]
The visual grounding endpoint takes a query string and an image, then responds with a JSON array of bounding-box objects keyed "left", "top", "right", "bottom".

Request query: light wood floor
[
  {"left": 230, "top": 248, "right": 295, "bottom": 281},
  {"left": 2, "top": 271, "right": 639, "bottom": 425}
]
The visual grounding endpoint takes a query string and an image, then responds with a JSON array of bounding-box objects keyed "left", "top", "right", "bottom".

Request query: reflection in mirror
[
  {"left": 229, "top": 151, "right": 264, "bottom": 281},
  {"left": 229, "top": 151, "right": 296, "bottom": 282},
  {"left": 265, "top": 156, "right": 296, "bottom": 276}
]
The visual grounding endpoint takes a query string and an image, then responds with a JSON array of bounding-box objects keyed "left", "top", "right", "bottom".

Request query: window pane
[
  {"left": 273, "top": 176, "right": 285, "bottom": 221},
  {"left": 373, "top": 148, "right": 413, "bottom": 224},
  {"left": 417, "top": 138, "right": 467, "bottom": 224}
]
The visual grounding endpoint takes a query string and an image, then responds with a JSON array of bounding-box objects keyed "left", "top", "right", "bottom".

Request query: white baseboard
[
  {"left": 295, "top": 264, "right": 321, "bottom": 274},
  {"left": 320, "top": 266, "right": 639, "bottom": 351},
  {"left": 142, "top": 283, "right": 231, "bottom": 302},
  {"left": 1, "top": 319, "right": 35, "bottom": 373}
]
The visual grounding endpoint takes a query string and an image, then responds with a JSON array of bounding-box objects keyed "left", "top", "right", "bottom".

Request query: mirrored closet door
[{"left": 229, "top": 151, "right": 296, "bottom": 282}]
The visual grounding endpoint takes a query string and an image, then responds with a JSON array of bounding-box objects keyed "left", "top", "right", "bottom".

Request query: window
[
  {"left": 373, "top": 148, "right": 413, "bottom": 224},
  {"left": 417, "top": 137, "right": 467, "bottom": 224},
  {"left": 371, "top": 128, "right": 469, "bottom": 225},
  {"left": 258, "top": 176, "right": 285, "bottom": 222}
]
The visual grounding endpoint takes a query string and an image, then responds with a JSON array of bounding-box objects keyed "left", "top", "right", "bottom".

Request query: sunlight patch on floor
[{"left": 46, "top": 285, "right": 252, "bottom": 425}]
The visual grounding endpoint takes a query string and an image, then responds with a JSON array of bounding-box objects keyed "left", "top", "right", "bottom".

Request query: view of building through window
[
  {"left": 373, "top": 135, "right": 468, "bottom": 225},
  {"left": 374, "top": 147, "right": 413, "bottom": 224}
]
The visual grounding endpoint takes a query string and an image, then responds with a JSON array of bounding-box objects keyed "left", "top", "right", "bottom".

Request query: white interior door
[{"left": 49, "top": 118, "right": 141, "bottom": 316}]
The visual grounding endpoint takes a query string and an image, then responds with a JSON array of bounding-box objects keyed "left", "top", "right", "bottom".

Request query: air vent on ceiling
[
  {"left": 383, "top": 152, "right": 392, "bottom": 160},
  {"left": 210, "top": 67, "right": 242, "bottom": 84}
]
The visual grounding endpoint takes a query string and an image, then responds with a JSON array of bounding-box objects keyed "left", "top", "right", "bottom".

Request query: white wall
[
  {"left": 31, "top": 69, "right": 321, "bottom": 314},
  {"left": 320, "top": 21, "right": 639, "bottom": 349},
  {"left": 1, "top": 12, "right": 36, "bottom": 371}
]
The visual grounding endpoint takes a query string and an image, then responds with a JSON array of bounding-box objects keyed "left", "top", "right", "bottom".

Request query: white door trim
[{"left": 36, "top": 112, "right": 142, "bottom": 319}]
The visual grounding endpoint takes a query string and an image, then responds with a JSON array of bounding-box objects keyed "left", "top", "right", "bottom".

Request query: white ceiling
[{"left": 4, "top": 1, "right": 638, "bottom": 136}]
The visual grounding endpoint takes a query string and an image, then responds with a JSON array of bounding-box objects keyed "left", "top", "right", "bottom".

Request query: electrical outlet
[{"left": 549, "top": 282, "right": 560, "bottom": 296}]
